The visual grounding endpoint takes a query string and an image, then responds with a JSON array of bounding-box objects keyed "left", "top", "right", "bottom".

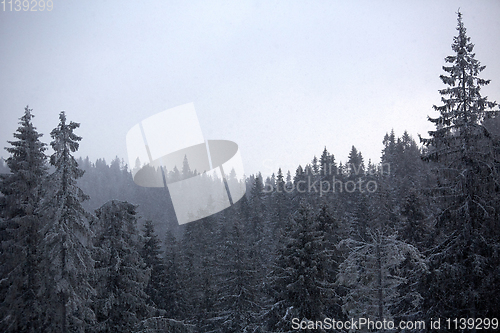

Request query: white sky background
[{"left": 1, "top": 1, "right": 499, "bottom": 177}]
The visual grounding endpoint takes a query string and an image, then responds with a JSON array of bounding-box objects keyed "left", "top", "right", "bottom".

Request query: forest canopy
[{"left": 1, "top": 11, "right": 500, "bottom": 333}]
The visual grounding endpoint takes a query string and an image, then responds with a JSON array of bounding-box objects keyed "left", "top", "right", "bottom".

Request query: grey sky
[{"left": 1, "top": 1, "right": 499, "bottom": 177}]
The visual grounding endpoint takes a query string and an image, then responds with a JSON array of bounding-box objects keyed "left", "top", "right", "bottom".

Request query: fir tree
[
  {"left": 337, "top": 230, "right": 426, "bottom": 326},
  {"left": 162, "top": 229, "right": 184, "bottom": 319},
  {"left": 0, "top": 106, "right": 48, "bottom": 217},
  {"left": 292, "top": 165, "right": 307, "bottom": 204},
  {"left": 92, "top": 200, "right": 152, "bottom": 332},
  {"left": 316, "top": 204, "right": 344, "bottom": 322},
  {"left": 0, "top": 106, "right": 48, "bottom": 332},
  {"left": 38, "top": 111, "right": 95, "bottom": 332},
  {"left": 271, "top": 168, "right": 289, "bottom": 232},
  {"left": 182, "top": 155, "right": 193, "bottom": 180},
  {"left": 346, "top": 145, "right": 364, "bottom": 177},
  {"left": 267, "top": 202, "right": 332, "bottom": 331},
  {"left": 248, "top": 173, "right": 270, "bottom": 266},
  {"left": 178, "top": 218, "right": 218, "bottom": 328},
  {"left": 311, "top": 156, "right": 319, "bottom": 176},
  {"left": 141, "top": 220, "right": 166, "bottom": 310},
  {"left": 343, "top": 146, "right": 370, "bottom": 242},
  {"left": 211, "top": 216, "right": 261, "bottom": 333},
  {"left": 319, "top": 147, "right": 335, "bottom": 178},
  {"left": 420, "top": 11, "right": 500, "bottom": 320}
]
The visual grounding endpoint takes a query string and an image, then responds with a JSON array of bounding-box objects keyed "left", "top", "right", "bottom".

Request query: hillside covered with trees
[{"left": 1, "top": 12, "right": 500, "bottom": 333}]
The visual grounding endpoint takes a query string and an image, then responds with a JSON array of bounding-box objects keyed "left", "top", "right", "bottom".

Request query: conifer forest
[{"left": 2, "top": 11, "right": 500, "bottom": 333}]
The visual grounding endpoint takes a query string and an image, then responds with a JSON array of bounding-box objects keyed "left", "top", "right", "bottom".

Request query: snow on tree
[
  {"left": 248, "top": 173, "right": 273, "bottom": 283},
  {"left": 267, "top": 201, "right": 333, "bottom": 332},
  {"left": 92, "top": 200, "right": 153, "bottom": 332},
  {"left": 38, "top": 111, "right": 95, "bottom": 332},
  {"left": 0, "top": 106, "right": 48, "bottom": 332},
  {"left": 0, "top": 106, "right": 48, "bottom": 217},
  {"left": 178, "top": 217, "right": 219, "bottom": 329},
  {"left": 378, "top": 131, "right": 433, "bottom": 252},
  {"left": 337, "top": 230, "right": 426, "bottom": 326},
  {"left": 210, "top": 215, "right": 261, "bottom": 333},
  {"left": 420, "top": 11, "right": 500, "bottom": 320},
  {"left": 135, "top": 317, "right": 195, "bottom": 333},
  {"left": 316, "top": 203, "right": 345, "bottom": 322},
  {"left": 420, "top": 11, "right": 499, "bottom": 223}
]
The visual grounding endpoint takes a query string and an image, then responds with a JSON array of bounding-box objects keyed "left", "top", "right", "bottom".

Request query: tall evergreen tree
[
  {"left": 346, "top": 145, "right": 364, "bottom": 177},
  {"left": 38, "top": 111, "right": 95, "bottom": 332},
  {"left": 319, "top": 147, "right": 337, "bottom": 203},
  {"left": 337, "top": 230, "right": 426, "bottom": 324},
  {"left": 178, "top": 217, "right": 218, "bottom": 329},
  {"left": 92, "top": 200, "right": 152, "bottom": 332},
  {"left": 343, "top": 146, "right": 370, "bottom": 242},
  {"left": 271, "top": 168, "right": 289, "bottom": 232},
  {"left": 162, "top": 229, "right": 184, "bottom": 319},
  {"left": 182, "top": 155, "right": 193, "bottom": 179},
  {"left": 420, "top": 11, "right": 500, "bottom": 320},
  {"left": 248, "top": 173, "right": 271, "bottom": 275},
  {"left": 0, "top": 106, "right": 48, "bottom": 217},
  {"left": 211, "top": 216, "right": 261, "bottom": 333},
  {"left": 267, "top": 202, "right": 332, "bottom": 332},
  {"left": 141, "top": 220, "right": 166, "bottom": 310},
  {"left": 316, "top": 203, "right": 344, "bottom": 322},
  {"left": 292, "top": 165, "right": 307, "bottom": 205},
  {"left": 0, "top": 106, "right": 48, "bottom": 332}
]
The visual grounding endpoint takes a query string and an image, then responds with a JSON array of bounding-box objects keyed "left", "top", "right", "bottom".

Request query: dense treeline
[{"left": 1, "top": 12, "right": 500, "bottom": 333}]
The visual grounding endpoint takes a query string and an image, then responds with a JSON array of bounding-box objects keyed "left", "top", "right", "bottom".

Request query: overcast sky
[{"left": 1, "top": 0, "right": 499, "bottom": 177}]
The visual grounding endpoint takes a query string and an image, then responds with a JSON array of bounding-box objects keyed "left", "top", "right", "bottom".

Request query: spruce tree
[
  {"left": 162, "top": 229, "right": 184, "bottom": 319},
  {"left": 267, "top": 202, "right": 332, "bottom": 331},
  {"left": 178, "top": 221, "right": 200, "bottom": 322},
  {"left": 92, "top": 200, "right": 152, "bottom": 332},
  {"left": 271, "top": 168, "right": 289, "bottom": 232},
  {"left": 316, "top": 204, "right": 344, "bottom": 322},
  {"left": 0, "top": 106, "right": 48, "bottom": 217},
  {"left": 337, "top": 230, "right": 426, "bottom": 324},
  {"left": 420, "top": 11, "right": 500, "bottom": 320},
  {"left": 182, "top": 155, "right": 193, "bottom": 179},
  {"left": 178, "top": 218, "right": 218, "bottom": 328},
  {"left": 38, "top": 111, "right": 95, "bottom": 332},
  {"left": 0, "top": 106, "right": 48, "bottom": 332},
  {"left": 140, "top": 220, "right": 166, "bottom": 309},
  {"left": 211, "top": 216, "right": 261, "bottom": 333},
  {"left": 346, "top": 145, "right": 364, "bottom": 177},
  {"left": 292, "top": 165, "right": 307, "bottom": 204},
  {"left": 248, "top": 173, "right": 270, "bottom": 272},
  {"left": 344, "top": 146, "right": 370, "bottom": 242},
  {"left": 319, "top": 147, "right": 335, "bottom": 178}
]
